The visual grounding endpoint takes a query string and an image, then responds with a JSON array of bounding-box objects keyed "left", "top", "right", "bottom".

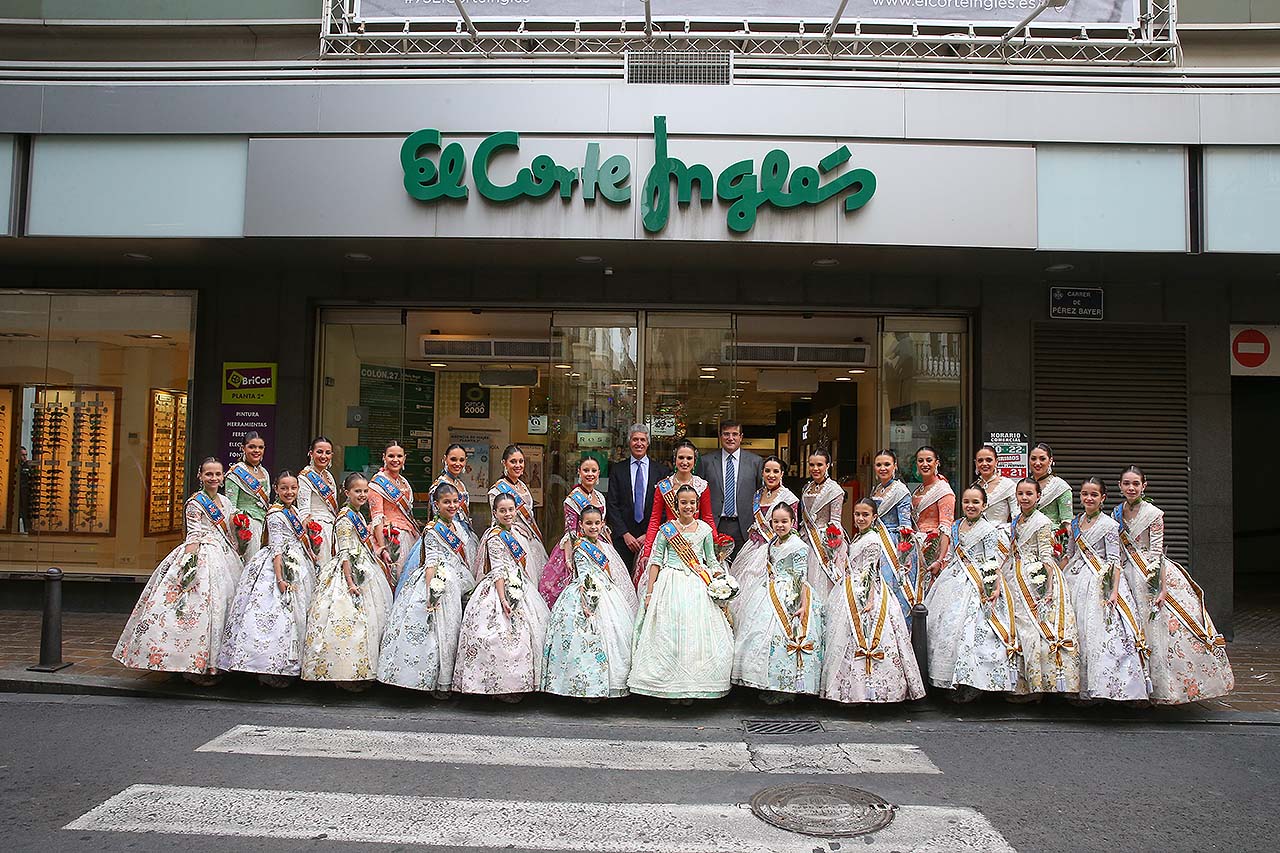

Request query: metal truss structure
[{"left": 320, "top": 0, "right": 1178, "bottom": 69}]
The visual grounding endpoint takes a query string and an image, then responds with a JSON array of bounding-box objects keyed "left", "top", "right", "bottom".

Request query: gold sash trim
[
  {"left": 957, "top": 544, "right": 1019, "bottom": 660},
  {"left": 844, "top": 569, "right": 890, "bottom": 675},
  {"left": 767, "top": 562, "right": 814, "bottom": 669},
  {"left": 1013, "top": 554, "right": 1074, "bottom": 668},
  {"left": 878, "top": 523, "right": 922, "bottom": 608},
  {"left": 1119, "top": 531, "right": 1223, "bottom": 650},
  {"left": 802, "top": 516, "right": 841, "bottom": 584}
]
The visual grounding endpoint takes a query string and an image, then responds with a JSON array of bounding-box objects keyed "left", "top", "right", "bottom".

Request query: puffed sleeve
[
  {"left": 296, "top": 475, "right": 315, "bottom": 518},
  {"left": 1147, "top": 515, "right": 1165, "bottom": 560},
  {"left": 1032, "top": 523, "right": 1055, "bottom": 563},
  {"left": 367, "top": 488, "right": 387, "bottom": 526},
  {"left": 827, "top": 487, "right": 845, "bottom": 526},
  {"left": 648, "top": 526, "right": 670, "bottom": 570},
  {"left": 1100, "top": 517, "right": 1121, "bottom": 563},
  {"left": 183, "top": 499, "right": 204, "bottom": 547},
  {"left": 266, "top": 512, "right": 289, "bottom": 559},
  {"left": 937, "top": 493, "right": 955, "bottom": 530},
  {"left": 334, "top": 516, "right": 360, "bottom": 559},
  {"left": 487, "top": 532, "right": 517, "bottom": 576},
  {"left": 1053, "top": 490, "right": 1073, "bottom": 527},
  {"left": 699, "top": 524, "right": 721, "bottom": 574},
  {"left": 224, "top": 474, "right": 243, "bottom": 508},
  {"left": 563, "top": 502, "right": 580, "bottom": 535}
]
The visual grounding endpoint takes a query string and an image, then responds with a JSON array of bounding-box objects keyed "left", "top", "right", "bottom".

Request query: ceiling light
[
  {"left": 0, "top": 332, "right": 37, "bottom": 338},
  {"left": 700, "top": 366, "right": 718, "bottom": 372},
  {"left": 800, "top": 396, "right": 812, "bottom": 401},
  {"left": 570, "top": 372, "right": 581, "bottom": 377},
  {"left": 847, "top": 368, "right": 866, "bottom": 375},
  {"left": 835, "top": 376, "right": 852, "bottom": 382},
  {"left": 554, "top": 363, "right": 572, "bottom": 369},
  {"left": 127, "top": 333, "right": 170, "bottom": 340},
  {"left": 812, "top": 258, "right": 839, "bottom": 268},
  {"left": 123, "top": 252, "right": 152, "bottom": 262},
  {"left": 1044, "top": 263, "right": 1074, "bottom": 273},
  {"left": 576, "top": 255, "right": 603, "bottom": 264},
  {"left": 344, "top": 252, "right": 372, "bottom": 262},
  {"left": 428, "top": 362, "right": 447, "bottom": 368}
]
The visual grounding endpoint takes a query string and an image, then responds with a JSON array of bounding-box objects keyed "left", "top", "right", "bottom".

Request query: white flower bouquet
[
  {"left": 773, "top": 577, "right": 798, "bottom": 613},
  {"left": 504, "top": 566, "right": 525, "bottom": 609},
  {"left": 427, "top": 565, "right": 447, "bottom": 610},
  {"left": 1023, "top": 560, "right": 1048, "bottom": 598},
  {"left": 852, "top": 558, "right": 875, "bottom": 609},
  {"left": 707, "top": 572, "right": 740, "bottom": 602}
]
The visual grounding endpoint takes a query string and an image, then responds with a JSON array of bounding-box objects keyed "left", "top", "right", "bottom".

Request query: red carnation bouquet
[
  {"left": 305, "top": 519, "right": 324, "bottom": 552},
  {"left": 897, "top": 526, "right": 916, "bottom": 554},
  {"left": 387, "top": 527, "right": 402, "bottom": 565},
  {"left": 230, "top": 512, "right": 253, "bottom": 557},
  {"left": 1052, "top": 523, "right": 1070, "bottom": 560},
  {"left": 824, "top": 523, "right": 843, "bottom": 551}
]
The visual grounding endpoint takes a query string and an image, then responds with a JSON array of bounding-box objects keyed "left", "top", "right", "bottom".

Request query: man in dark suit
[
  {"left": 606, "top": 424, "right": 671, "bottom": 573},
  {"left": 697, "top": 419, "right": 763, "bottom": 561}
]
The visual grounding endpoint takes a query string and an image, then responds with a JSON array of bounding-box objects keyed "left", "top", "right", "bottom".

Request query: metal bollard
[
  {"left": 28, "top": 567, "right": 73, "bottom": 673},
  {"left": 910, "top": 602, "right": 929, "bottom": 690}
]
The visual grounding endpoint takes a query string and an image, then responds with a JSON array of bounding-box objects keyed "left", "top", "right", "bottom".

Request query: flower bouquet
[
  {"left": 1051, "top": 523, "right": 1070, "bottom": 562},
  {"left": 824, "top": 523, "right": 843, "bottom": 551},
  {"left": 712, "top": 531, "right": 735, "bottom": 565},
  {"left": 1023, "top": 560, "right": 1049, "bottom": 600},
  {"left": 1146, "top": 552, "right": 1164, "bottom": 619},
  {"left": 773, "top": 575, "right": 798, "bottom": 614},
  {"left": 979, "top": 559, "right": 1002, "bottom": 610},
  {"left": 386, "top": 527, "right": 402, "bottom": 566},
  {"left": 172, "top": 552, "right": 199, "bottom": 619},
  {"left": 230, "top": 512, "right": 253, "bottom": 557},
  {"left": 897, "top": 526, "right": 917, "bottom": 555},
  {"left": 349, "top": 561, "right": 365, "bottom": 606},
  {"left": 279, "top": 552, "right": 300, "bottom": 609},
  {"left": 581, "top": 573, "right": 601, "bottom": 614},
  {"left": 426, "top": 565, "right": 446, "bottom": 611},
  {"left": 851, "top": 555, "right": 875, "bottom": 610},
  {"left": 305, "top": 519, "right": 324, "bottom": 554},
  {"left": 707, "top": 571, "right": 741, "bottom": 603},
  {"left": 504, "top": 565, "right": 525, "bottom": 611}
]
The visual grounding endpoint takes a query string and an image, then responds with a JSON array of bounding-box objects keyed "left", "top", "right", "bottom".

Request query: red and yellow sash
[
  {"left": 876, "top": 522, "right": 921, "bottom": 608},
  {"left": 229, "top": 462, "right": 271, "bottom": 511},
  {"left": 1012, "top": 552, "right": 1074, "bottom": 669},
  {"left": 1119, "top": 530, "right": 1223, "bottom": 651},
  {"left": 659, "top": 520, "right": 712, "bottom": 586},
  {"left": 766, "top": 559, "right": 814, "bottom": 669},
  {"left": 372, "top": 471, "right": 421, "bottom": 537}
]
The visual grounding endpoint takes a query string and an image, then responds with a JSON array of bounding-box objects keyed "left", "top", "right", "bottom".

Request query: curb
[{"left": 4, "top": 667, "right": 1280, "bottom": 726}]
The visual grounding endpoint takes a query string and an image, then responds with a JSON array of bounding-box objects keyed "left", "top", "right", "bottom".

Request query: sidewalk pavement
[{"left": 2, "top": 606, "right": 1278, "bottom": 721}]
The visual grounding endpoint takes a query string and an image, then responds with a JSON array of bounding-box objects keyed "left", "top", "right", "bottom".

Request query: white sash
[
  {"left": 1036, "top": 476, "right": 1070, "bottom": 510},
  {"left": 912, "top": 479, "right": 951, "bottom": 522}
]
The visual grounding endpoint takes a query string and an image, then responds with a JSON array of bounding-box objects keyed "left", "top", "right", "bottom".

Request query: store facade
[{"left": 3, "top": 39, "right": 1280, "bottom": 627}]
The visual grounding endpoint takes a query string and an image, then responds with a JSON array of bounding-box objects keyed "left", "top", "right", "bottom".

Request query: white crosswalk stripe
[
  {"left": 67, "top": 784, "right": 1017, "bottom": 853},
  {"left": 197, "top": 724, "right": 943, "bottom": 775}
]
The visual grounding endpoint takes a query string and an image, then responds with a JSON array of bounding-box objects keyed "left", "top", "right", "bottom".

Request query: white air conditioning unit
[
  {"left": 721, "top": 342, "right": 873, "bottom": 367},
  {"left": 418, "top": 335, "right": 564, "bottom": 363}
]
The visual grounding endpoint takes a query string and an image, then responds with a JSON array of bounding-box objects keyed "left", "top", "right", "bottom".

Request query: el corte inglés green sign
[{"left": 400, "top": 116, "right": 876, "bottom": 234}]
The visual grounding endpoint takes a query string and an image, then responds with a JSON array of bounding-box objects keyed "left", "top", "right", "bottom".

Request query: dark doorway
[{"left": 1232, "top": 376, "right": 1280, "bottom": 604}]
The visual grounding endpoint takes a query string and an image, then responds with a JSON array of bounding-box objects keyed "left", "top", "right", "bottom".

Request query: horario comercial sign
[{"left": 356, "top": 0, "right": 1138, "bottom": 28}]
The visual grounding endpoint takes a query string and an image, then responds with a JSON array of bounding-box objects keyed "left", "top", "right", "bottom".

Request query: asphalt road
[{"left": 1, "top": 690, "right": 1274, "bottom": 852}]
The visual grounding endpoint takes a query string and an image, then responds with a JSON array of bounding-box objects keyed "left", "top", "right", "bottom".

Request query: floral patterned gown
[
  {"left": 539, "top": 486, "right": 640, "bottom": 613},
  {"left": 301, "top": 510, "right": 393, "bottom": 683},
  {"left": 1063, "top": 513, "right": 1150, "bottom": 701},
  {"left": 1115, "top": 501, "right": 1233, "bottom": 704},
  {"left": 635, "top": 475, "right": 716, "bottom": 580},
  {"left": 487, "top": 478, "right": 549, "bottom": 585},
  {"left": 1004, "top": 510, "right": 1080, "bottom": 695},
  {"left": 821, "top": 528, "right": 925, "bottom": 704},
  {"left": 732, "top": 532, "right": 823, "bottom": 696},
  {"left": 297, "top": 466, "right": 339, "bottom": 567},
  {"left": 114, "top": 493, "right": 243, "bottom": 675},
  {"left": 924, "top": 518, "right": 1019, "bottom": 693},
  {"left": 800, "top": 478, "right": 849, "bottom": 605},
  {"left": 728, "top": 486, "right": 799, "bottom": 621},
  {"left": 377, "top": 519, "right": 477, "bottom": 692},
  {"left": 541, "top": 536, "right": 636, "bottom": 698},
  {"left": 218, "top": 505, "right": 317, "bottom": 677},
  {"left": 628, "top": 520, "right": 733, "bottom": 700},
  {"left": 225, "top": 461, "right": 271, "bottom": 564},
  {"left": 453, "top": 525, "right": 551, "bottom": 695}
]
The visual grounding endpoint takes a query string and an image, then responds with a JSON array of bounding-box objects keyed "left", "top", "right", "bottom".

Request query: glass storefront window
[
  {"left": 642, "top": 313, "right": 735, "bottom": 464},
  {"left": 881, "top": 319, "right": 968, "bottom": 487},
  {"left": 0, "top": 290, "right": 195, "bottom": 576}
]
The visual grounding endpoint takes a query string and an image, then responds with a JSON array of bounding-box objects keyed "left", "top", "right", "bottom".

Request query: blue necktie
[
  {"left": 633, "top": 459, "right": 645, "bottom": 524},
  {"left": 724, "top": 453, "right": 736, "bottom": 518}
]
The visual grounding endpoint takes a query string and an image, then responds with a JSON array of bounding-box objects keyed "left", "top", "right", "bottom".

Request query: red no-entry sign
[{"left": 1231, "top": 326, "right": 1277, "bottom": 374}]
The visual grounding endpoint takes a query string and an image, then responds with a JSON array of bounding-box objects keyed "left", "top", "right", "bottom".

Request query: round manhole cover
[{"left": 749, "top": 784, "right": 896, "bottom": 838}]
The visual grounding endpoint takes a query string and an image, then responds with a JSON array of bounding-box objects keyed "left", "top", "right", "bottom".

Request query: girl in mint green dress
[
  {"left": 628, "top": 484, "right": 734, "bottom": 702},
  {"left": 541, "top": 505, "right": 635, "bottom": 699},
  {"left": 732, "top": 503, "right": 822, "bottom": 701}
]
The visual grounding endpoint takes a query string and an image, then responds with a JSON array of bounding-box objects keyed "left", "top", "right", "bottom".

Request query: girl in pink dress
[{"left": 367, "top": 441, "right": 419, "bottom": 588}]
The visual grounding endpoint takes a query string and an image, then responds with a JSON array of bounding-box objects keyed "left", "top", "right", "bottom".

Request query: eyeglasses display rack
[
  {"left": 29, "top": 386, "right": 118, "bottom": 535},
  {"left": 146, "top": 388, "right": 188, "bottom": 535}
]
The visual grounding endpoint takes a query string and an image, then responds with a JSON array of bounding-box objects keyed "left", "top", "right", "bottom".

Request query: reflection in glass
[{"left": 881, "top": 330, "right": 965, "bottom": 486}]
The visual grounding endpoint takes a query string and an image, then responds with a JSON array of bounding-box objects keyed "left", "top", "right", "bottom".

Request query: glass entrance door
[
  {"left": 642, "top": 313, "right": 735, "bottom": 464},
  {"left": 544, "top": 312, "right": 639, "bottom": 542}
]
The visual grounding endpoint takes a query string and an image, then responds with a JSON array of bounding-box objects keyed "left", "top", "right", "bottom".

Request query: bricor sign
[
  {"left": 220, "top": 362, "right": 277, "bottom": 470},
  {"left": 1230, "top": 325, "right": 1280, "bottom": 376},
  {"left": 400, "top": 116, "right": 876, "bottom": 235}
]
